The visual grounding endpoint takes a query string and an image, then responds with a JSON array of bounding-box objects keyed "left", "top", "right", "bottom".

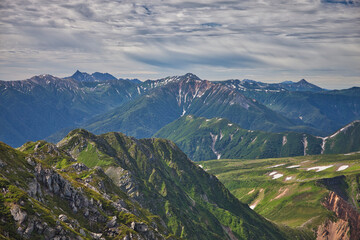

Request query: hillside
[
  {"left": 155, "top": 116, "right": 360, "bottom": 161},
  {"left": 0, "top": 129, "right": 303, "bottom": 239},
  {"left": 199, "top": 153, "right": 360, "bottom": 239},
  {"left": 85, "top": 73, "right": 313, "bottom": 138}
]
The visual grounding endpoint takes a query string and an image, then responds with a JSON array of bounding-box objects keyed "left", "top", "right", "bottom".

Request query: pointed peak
[
  {"left": 67, "top": 128, "right": 94, "bottom": 138},
  {"left": 298, "top": 79, "right": 309, "bottom": 84},
  {"left": 183, "top": 73, "right": 200, "bottom": 80},
  {"left": 91, "top": 72, "right": 117, "bottom": 81}
]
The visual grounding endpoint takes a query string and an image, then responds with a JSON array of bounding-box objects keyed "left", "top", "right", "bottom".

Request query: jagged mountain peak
[
  {"left": 162, "top": 73, "right": 202, "bottom": 82},
  {"left": 298, "top": 78, "right": 309, "bottom": 83},
  {"left": 181, "top": 72, "right": 201, "bottom": 80},
  {"left": 68, "top": 70, "right": 117, "bottom": 82}
]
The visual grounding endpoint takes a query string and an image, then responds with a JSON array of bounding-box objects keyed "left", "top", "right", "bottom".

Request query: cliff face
[
  {"left": 319, "top": 191, "right": 360, "bottom": 240},
  {"left": 316, "top": 219, "right": 349, "bottom": 240}
]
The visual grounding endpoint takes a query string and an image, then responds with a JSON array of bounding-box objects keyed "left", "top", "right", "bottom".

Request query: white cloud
[{"left": 0, "top": 0, "right": 359, "bottom": 88}]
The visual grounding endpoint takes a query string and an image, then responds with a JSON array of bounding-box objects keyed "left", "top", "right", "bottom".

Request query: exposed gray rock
[
  {"left": 10, "top": 205, "right": 27, "bottom": 224},
  {"left": 24, "top": 221, "right": 34, "bottom": 237},
  {"left": 131, "top": 222, "right": 148, "bottom": 232},
  {"left": 0, "top": 159, "right": 6, "bottom": 167},
  {"left": 106, "top": 216, "right": 117, "bottom": 228},
  {"left": 59, "top": 214, "right": 69, "bottom": 223},
  {"left": 26, "top": 157, "right": 36, "bottom": 166},
  {"left": 79, "top": 228, "right": 86, "bottom": 236},
  {"left": 70, "top": 163, "right": 89, "bottom": 172}
]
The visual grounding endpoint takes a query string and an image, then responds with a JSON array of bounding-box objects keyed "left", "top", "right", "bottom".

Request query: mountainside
[
  {"left": 236, "top": 87, "right": 360, "bottom": 135},
  {"left": 0, "top": 74, "right": 139, "bottom": 147},
  {"left": 0, "top": 130, "right": 303, "bottom": 239},
  {"left": 155, "top": 116, "right": 360, "bottom": 161},
  {"left": 199, "top": 153, "right": 360, "bottom": 239},
  {"left": 85, "top": 73, "right": 314, "bottom": 139}
]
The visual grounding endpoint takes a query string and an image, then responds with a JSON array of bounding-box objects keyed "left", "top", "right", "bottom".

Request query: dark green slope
[
  {"left": 323, "top": 120, "right": 360, "bottom": 154},
  {"left": 0, "top": 141, "right": 171, "bottom": 239},
  {"left": 238, "top": 87, "right": 360, "bottom": 136},
  {"left": 54, "top": 129, "right": 292, "bottom": 239},
  {"left": 0, "top": 75, "right": 138, "bottom": 147},
  {"left": 85, "top": 74, "right": 315, "bottom": 139},
  {"left": 155, "top": 115, "right": 360, "bottom": 161},
  {"left": 85, "top": 85, "right": 183, "bottom": 138}
]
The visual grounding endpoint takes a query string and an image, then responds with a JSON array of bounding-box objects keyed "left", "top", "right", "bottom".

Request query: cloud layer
[{"left": 0, "top": 0, "right": 359, "bottom": 88}]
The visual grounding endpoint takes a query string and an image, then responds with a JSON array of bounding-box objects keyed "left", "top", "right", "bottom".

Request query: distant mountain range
[
  {"left": 1, "top": 72, "right": 359, "bottom": 151},
  {"left": 84, "top": 73, "right": 311, "bottom": 139},
  {"left": 216, "top": 78, "right": 324, "bottom": 92},
  {"left": 65, "top": 70, "right": 141, "bottom": 83},
  {"left": 0, "top": 73, "right": 140, "bottom": 146},
  {"left": 155, "top": 115, "right": 360, "bottom": 161}
]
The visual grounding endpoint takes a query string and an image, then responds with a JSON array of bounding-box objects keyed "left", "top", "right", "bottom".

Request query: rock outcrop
[{"left": 319, "top": 191, "right": 360, "bottom": 240}]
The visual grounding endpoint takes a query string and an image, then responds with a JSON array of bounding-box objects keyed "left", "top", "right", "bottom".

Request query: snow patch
[
  {"left": 337, "top": 165, "right": 349, "bottom": 171},
  {"left": 307, "top": 165, "right": 334, "bottom": 172},
  {"left": 210, "top": 133, "right": 221, "bottom": 160},
  {"left": 269, "top": 171, "right": 277, "bottom": 176},
  {"left": 273, "top": 173, "right": 283, "bottom": 179},
  {"left": 282, "top": 136, "right": 287, "bottom": 146},
  {"left": 285, "top": 176, "right": 293, "bottom": 181},
  {"left": 199, "top": 165, "right": 203, "bottom": 169},
  {"left": 302, "top": 136, "right": 308, "bottom": 156},
  {"left": 228, "top": 123, "right": 233, "bottom": 126},
  {"left": 181, "top": 108, "right": 186, "bottom": 117},
  {"left": 268, "top": 163, "right": 285, "bottom": 168},
  {"left": 287, "top": 165, "right": 300, "bottom": 169},
  {"left": 320, "top": 137, "right": 327, "bottom": 154}
]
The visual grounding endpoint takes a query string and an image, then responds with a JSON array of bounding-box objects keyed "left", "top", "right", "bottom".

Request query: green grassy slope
[
  {"left": 54, "top": 129, "right": 297, "bottom": 240},
  {"left": 155, "top": 115, "right": 360, "bottom": 161},
  {"left": 199, "top": 153, "right": 360, "bottom": 230}
]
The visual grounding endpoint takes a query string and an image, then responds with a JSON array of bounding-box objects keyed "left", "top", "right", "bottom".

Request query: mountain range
[
  {"left": 1, "top": 72, "right": 359, "bottom": 150},
  {"left": 155, "top": 115, "right": 360, "bottom": 161}
]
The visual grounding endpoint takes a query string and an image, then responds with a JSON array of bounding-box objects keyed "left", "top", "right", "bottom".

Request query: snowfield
[
  {"left": 287, "top": 165, "right": 300, "bottom": 169},
  {"left": 307, "top": 165, "right": 334, "bottom": 172},
  {"left": 269, "top": 171, "right": 277, "bottom": 176},
  {"left": 272, "top": 173, "right": 283, "bottom": 179},
  {"left": 268, "top": 163, "right": 286, "bottom": 168},
  {"left": 337, "top": 165, "right": 349, "bottom": 171}
]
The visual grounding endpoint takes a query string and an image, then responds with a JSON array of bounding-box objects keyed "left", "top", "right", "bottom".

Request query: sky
[{"left": 0, "top": 0, "right": 359, "bottom": 89}]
